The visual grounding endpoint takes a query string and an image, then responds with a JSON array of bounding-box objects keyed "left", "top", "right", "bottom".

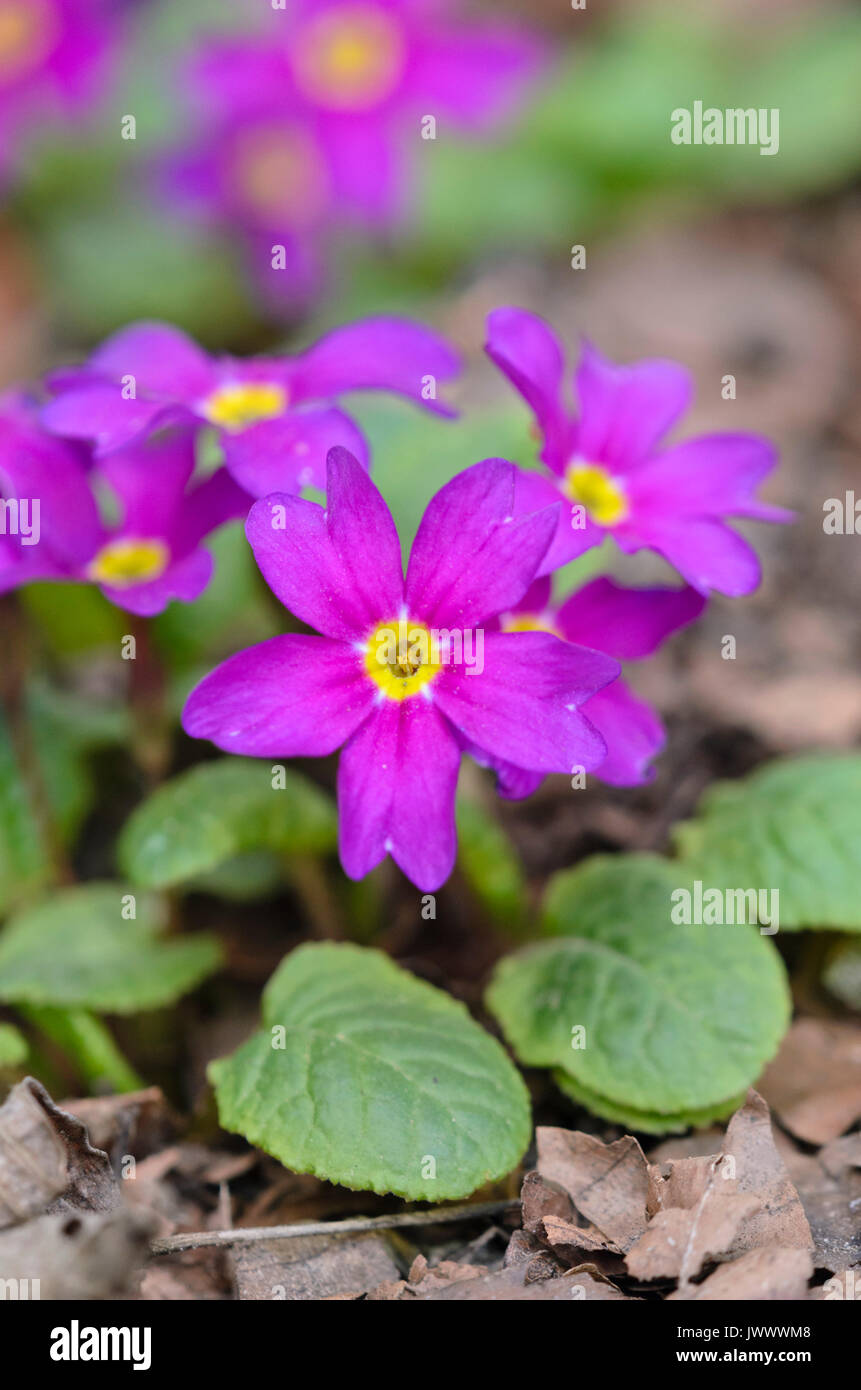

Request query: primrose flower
[
  {"left": 0, "top": 0, "right": 120, "bottom": 178},
  {"left": 486, "top": 308, "right": 791, "bottom": 595},
  {"left": 167, "top": 1, "right": 543, "bottom": 300},
  {"left": 41, "top": 316, "right": 460, "bottom": 499},
  {"left": 0, "top": 398, "right": 249, "bottom": 614},
  {"left": 182, "top": 449, "right": 619, "bottom": 891},
  {"left": 491, "top": 575, "right": 705, "bottom": 792}
]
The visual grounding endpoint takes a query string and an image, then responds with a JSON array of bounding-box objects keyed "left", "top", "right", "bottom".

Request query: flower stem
[{"left": 127, "top": 616, "right": 170, "bottom": 787}]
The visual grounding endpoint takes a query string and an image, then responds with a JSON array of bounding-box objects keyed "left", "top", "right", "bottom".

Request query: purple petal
[
  {"left": 485, "top": 307, "right": 569, "bottom": 465},
  {"left": 42, "top": 386, "right": 189, "bottom": 455},
  {"left": 504, "top": 574, "right": 553, "bottom": 620},
  {"left": 513, "top": 466, "right": 602, "bottom": 576},
  {"left": 319, "top": 112, "right": 409, "bottom": 226},
  {"left": 556, "top": 577, "right": 705, "bottom": 661},
  {"left": 0, "top": 411, "right": 101, "bottom": 568},
  {"left": 406, "top": 459, "right": 558, "bottom": 627},
  {"left": 289, "top": 316, "right": 461, "bottom": 415},
  {"left": 183, "top": 633, "right": 375, "bottom": 756},
  {"left": 458, "top": 736, "right": 544, "bottom": 802},
  {"left": 338, "top": 698, "right": 461, "bottom": 891},
  {"left": 173, "top": 468, "right": 254, "bottom": 554},
  {"left": 222, "top": 406, "right": 370, "bottom": 499},
  {"left": 98, "top": 428, "right": 197, "bottom": 541},
  {"left": 583, "top": 679, "right": 665, "bottom": 787},
  {"left": 244, "top": 448, "right": 403, "bottom": 640},
  {"left": 574, "top": 341, "right": 693, "bottom": 471},
  {"left": 88, "top": 322, "right": 216, "bottom": 402},
  {"left": 628, "top": 433, "right": 792, "bottom": 523},
  {"left": 618, "top": 517, "right": 762, "bottom": 597},
  {"left": 410, "top": 26, "right": 545, "bottom": 130},
  {"left": 433, "top": 631, "right": 617, "bottom": 773},
  {"left": 101, "top": 549, "right": 213, "bottom": 617}
]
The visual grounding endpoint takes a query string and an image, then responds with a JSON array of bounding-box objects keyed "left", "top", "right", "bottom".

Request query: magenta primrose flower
[
  {"left": 489, "top": 575, "right": 705, "bottom": 794},
  {"left": 167, "top": 1, "right": 542, "bottom": 303},
  {"left": 41, "top": 316, "right": 460, "bottom": 499},
  {"left": 486, "top": 308, "right": 791, "bottom": 595},
  {"left": 182, "top": 449, "right": 620, "bottom": 891},
  {"left": 0, "top": 0, "right": 120, "bottom": 179},
  {"left": 0, "top": 396, "right": 248, "bottom": 615}
]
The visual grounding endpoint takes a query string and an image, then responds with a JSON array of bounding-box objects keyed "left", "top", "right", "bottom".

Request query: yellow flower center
[
  {"left": 202, "top": 381, "right": 288, "bottom": 433},
  {"left": 88, "top": 537, "right": 170, "bottom": 589},
  {"left": 230, "top": 123, "right": 328, "bottom": 227},
  {"left": 500, "top": 612, "right": 562, "bottom": 639},
  {"left": 562, "top": 462, "right": 629, "bottom": 526},
  {"left": 0, "top": 0, "right": 56, "bottom": 84},
  {"left": 364, "top": 620, "right": 442, "bottom": 702},
  {"left": 293, "top": 4, "right": 406, "bottom": 111}
]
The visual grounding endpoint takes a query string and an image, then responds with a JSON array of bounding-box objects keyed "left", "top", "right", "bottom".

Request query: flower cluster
[
  {"left": 163, "top": 0, "right": 544, "bottom": 307},
  {"left": 1, "top": 307, "right": 787, "bottom": 888},
  {"left": 0, "top": 0, "right": 130, "bottom": 185}
]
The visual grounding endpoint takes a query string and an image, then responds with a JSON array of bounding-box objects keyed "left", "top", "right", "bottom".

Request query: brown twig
[{"left": 150, "top": 1197, "right": 520, "bottom": 1255}]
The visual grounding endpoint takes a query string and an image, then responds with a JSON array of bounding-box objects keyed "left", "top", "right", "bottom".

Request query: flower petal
[
  {"left": 222, "top": 406, "right": 369, "bottom": 498},
  {"left": 433, "top": 630, "right": 617, "bottom": 773},
  {"left": 89, "top": 321, "right": 215, "bottom": 402},
  {"left": 244, "top": 448, "right": 403, "bottom": 640},
  {"left": 619, "top": 516, "right": 762, "bottom": 597},
  {"left": 556, "top": 577, "right": 705, "bottom": 660},
  {"left": 338, "top": 698, "right": 461, "bottom": 891},
  {"left": 485, "top": 307, "right": 569, "bottom": 465},
  {"left": 513, "top": 466, "right": 602, "bottom": 575},
  {"left": 406, "top": 459, "right": 558, "bottom": 627},
  {"left": 628, "top": 433, "right": 792, "bottom": 523},
  {"left": 583, "top": 679, "right": 665, "bottom": 787},
  {"left": 101, "top": 549, "right": 213, "bottom": 617},
  {"left": 42, "top": 386, "right": 189, "bottom": 455},
  {"left": 410, "top": 26, "right": 544, "bottom": 130},
  {"left": 574, "top": 341, "right": 693, "bottom": 471},
  {"left": 289, "top": 316, "right": 460, "bottom": 415},
  {"left": 0, "top": 410, "right": 101, "bottom": 568},
  {"left": 98, "top": 428, "right": 197, "bottom": 540},
  {"left": 183, "top": 633, "right": 375, "bottom": 757}
]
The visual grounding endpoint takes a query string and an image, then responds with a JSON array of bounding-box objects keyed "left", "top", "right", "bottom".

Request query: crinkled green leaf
[
  {"left": 456, "top": 793, "right": 527, "bottom": 931},
  {"left": 486, "top": 855, "right": 789, "bottom": 1116},
  {"left": 553, "top": 1070, "right": 744, "bottom": 1137},
  {"left": 0, "top": 1022, "right": 28, "bottom": 1069},
  {"left": 674, "top": 754, "right": 861, "bottom": 931},
  {"left": 0, "top": 883, "right": 220, "bottom": 1013},
  {"left": 210, "top": 942, "right": 531, "bottom": 1200},
  {"left": 118, "top": 758, "right": 337, "bottom": 890}
]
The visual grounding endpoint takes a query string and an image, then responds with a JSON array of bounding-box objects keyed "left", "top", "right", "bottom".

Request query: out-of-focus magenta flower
[
  {"left": 0, "top": 0, "right": 122, "bottom": 177},
  {"left": 183, "top": 450, "right": 618, "bottom": 891},
  {"left": 0, "top": 396, "right": 249, "bottom": 615},
  {"left": 485, "top": 308, "right": 792, "bottom": 596},
  {"left": 167, "top": 1, "right": 544, "bottom": 304},
  {"left": 42, "top": 316, "right": 460, "bottom": 498},
  {"left": 484, "top": 575, "right": 705, "bottom": 793}
]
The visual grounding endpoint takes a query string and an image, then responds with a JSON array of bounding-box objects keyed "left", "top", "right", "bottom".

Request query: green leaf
[
  {"left": 118, "top": 758, "right": 337, "bottom": 890},
  {"left": 0, "top": 1022, "right": 28, "bottom": 1069},
  {"left": 552, "top": 1070, "right": 743, "bottom": 1137},
  {"left": 209, "top": 942, "right": 531, "bottom": 1200},
  {"left": 456, "top": 792, "right": 527, "bottom": 931},
  {"left": 0, "top": 883, "right": 220, "bottom": 1013},
  {"left": 674, "top": 754, "right": 861, "bottom": 931},
  {"left": 486, "top": 855, "right": 789, "bottom": 1117},
  {"left": 0, "top": 701, "right": 92, "bottom": 916}
]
